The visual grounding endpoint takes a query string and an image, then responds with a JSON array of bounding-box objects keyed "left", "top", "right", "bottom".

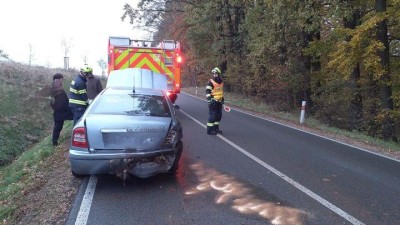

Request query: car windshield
[{"left": 90, "top": 94, "right": 171, "bottom": 117}]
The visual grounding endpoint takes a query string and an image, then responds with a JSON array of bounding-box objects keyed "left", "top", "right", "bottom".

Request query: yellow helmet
[
  {"left": 80, "top": 64, "right": 93, "bottom": 73},
  {"left": 211, "top": 67, "right": 221, "bottom": 74}
]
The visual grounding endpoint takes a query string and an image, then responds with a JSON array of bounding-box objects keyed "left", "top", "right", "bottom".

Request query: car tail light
[
  {"left": 175, "top": 83, "right": 181, "bottom": 93},
  {"left": 166, "top": 91, "right": 172, "bottom": 96},
  {"left": 72, "top": 127, "right": 88, "bottom": 148},
  {"left": 163, "top": 129, "right": 178, "bottom": 147}
]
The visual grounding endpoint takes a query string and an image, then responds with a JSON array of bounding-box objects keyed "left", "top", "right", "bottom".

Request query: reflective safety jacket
[
  {"left": 68, "top": 75, "right": 88, "bottom": 108},
  {"left": 206, "top": 77, "right": 224, "bottom": 102}
]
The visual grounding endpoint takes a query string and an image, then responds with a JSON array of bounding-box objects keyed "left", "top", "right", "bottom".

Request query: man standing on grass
[{"left": 50, "top": 73, "right": 73, "bottom": 146}]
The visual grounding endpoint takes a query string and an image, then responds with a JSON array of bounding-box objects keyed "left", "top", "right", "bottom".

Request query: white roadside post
[{"left": 300, "top": 101, "right": 306, "bottom": 124}]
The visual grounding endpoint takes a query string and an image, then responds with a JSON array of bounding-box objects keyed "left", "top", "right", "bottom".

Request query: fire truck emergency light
[{"left": 176, "top": 55, "right": 183, "bottom": 64}]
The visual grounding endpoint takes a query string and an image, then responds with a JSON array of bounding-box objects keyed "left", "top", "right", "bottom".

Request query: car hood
[{"left": 85, "top": 114, "right": 172, "bottom": 151}]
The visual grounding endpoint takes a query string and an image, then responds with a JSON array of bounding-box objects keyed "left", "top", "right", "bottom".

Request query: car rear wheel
[
  {"left": 71, "top": 169, "right": 85, "bottom": 179},
  {"left": 168, "top": 140, "right": 183, "bottom": 174}
]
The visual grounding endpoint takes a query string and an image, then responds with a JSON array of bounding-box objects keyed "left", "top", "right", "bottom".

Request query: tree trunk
[
  {"left": 344, "top": 9, "right": 363, "bottom": 130},
  {"left": 296, "top": 1, "right": 321, "bottom": 111},
  {"left": 349, "top": 63, "right": 363, "bottom": 129},
  {"left": 299, "top": 26, "right": 320, "bottom": 110},
  {"left": 216, "top": 1, "right": 228, "bottom": 75},
  {"left": 375, "top": 0, "right": 394, "bottom": 139}
]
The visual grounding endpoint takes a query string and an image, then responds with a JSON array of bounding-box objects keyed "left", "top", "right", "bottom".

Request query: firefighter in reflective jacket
[
  {"left": 69, "top": 65, "right": 92, "bottom": 125},
  {"left": 206, "top": 67, "right": 224, "bottom": 135}
]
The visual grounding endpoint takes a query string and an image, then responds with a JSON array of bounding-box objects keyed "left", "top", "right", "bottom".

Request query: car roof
[
  {"left": 106, "top": 68, "right": 171, "bottom": 90},
  {"left": 102, "top": 86, "right": 165, "bottom": 97}
]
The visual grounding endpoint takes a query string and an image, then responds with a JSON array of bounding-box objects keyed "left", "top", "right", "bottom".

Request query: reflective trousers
[{"left": 207, "top": 101, "right": 222, "bottom": 133}]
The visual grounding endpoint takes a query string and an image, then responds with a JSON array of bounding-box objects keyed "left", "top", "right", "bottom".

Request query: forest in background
[{"left": 122, "top": 0, "right": 400, "bottom": 141}]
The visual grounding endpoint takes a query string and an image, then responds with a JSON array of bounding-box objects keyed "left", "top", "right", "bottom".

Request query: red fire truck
[{"left": 108, "top": 36, "right": 183, "bottom": 102}]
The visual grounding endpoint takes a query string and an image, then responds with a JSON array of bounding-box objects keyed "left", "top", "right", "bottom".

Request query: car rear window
[{"left": 90, "top": 94, "right": 171, "bottom": 117}]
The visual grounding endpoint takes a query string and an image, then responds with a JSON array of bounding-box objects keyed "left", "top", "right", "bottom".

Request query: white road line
[
  {"left": 75, "top": 175, "right": 98, "bottom": 225},
  {"left": 180, "top": 109, "right": 365, "bottom": 225}
]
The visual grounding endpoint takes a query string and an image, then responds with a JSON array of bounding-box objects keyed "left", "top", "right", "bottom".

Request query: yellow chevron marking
[
  {"left": 115, "top": 50, "right": 129, "bottom": 65},
  {"left": 114, "top": 49, "right": 174, "bottom": 80}
]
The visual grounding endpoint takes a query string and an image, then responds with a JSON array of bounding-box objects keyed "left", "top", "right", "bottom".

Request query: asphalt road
[{"left": 67, "top": 93, "right": 400, "bottom": 225}]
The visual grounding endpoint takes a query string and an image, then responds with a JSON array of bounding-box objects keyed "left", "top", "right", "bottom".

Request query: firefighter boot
[
  {"left": 207, "top": 126, "right": 217, "bottom": 135},
  {"left": 215, "top": 125, "right": 223, "bottom": 134}
]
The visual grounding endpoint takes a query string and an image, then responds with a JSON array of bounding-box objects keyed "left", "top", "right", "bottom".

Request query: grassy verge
[
  {"left": 0, "top": 61, "right": 75, "bottom": 165},
  {"left": 182, "top": 87, "right": 400, "bottom": 154},
  {"left": 0, "top": 121, "right": 73, "bottom": 223},
  {"left": 0, "top": 62, "right": 88, "bottom": 224}
]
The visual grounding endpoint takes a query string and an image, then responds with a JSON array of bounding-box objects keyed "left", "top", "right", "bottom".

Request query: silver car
[{"left": 69, "top": 87, "right": 183, "bottom": 179}]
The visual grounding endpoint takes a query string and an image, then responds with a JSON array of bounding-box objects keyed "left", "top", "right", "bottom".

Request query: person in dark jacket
[
  {"left": 86, "top": 73, "right": 103, "bottom": 102},
  {"left": 69, "top": 65, "right": 91, "bottom": 125},
  {"left": 51, "top": 73, "right": 73, "bottom": 146},
  {"left": 206, "top": 67, "right": 225, "bottom": 135}
]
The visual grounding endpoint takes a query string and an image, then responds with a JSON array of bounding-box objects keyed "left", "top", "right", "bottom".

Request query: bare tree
[
  {"left": 0, "top": 49, "right": 9, "bottom": 59},
  {"left": 82, "top": 55, "right": 89, "bottom": 64},
  {"left": 61, "top": 37, "right": 73, "bottom": 57},
  {"left": 28, "top": 44, "right": 35, "bottom": 66},
  {"left": 61, "top": 37, "right": 73, "bottom": 69},
  {"left": 97, "top": 58, "right": 107, "bottom": 78},
  {"left": 46, "top": 59, "right": 52, "bottom": 68}
]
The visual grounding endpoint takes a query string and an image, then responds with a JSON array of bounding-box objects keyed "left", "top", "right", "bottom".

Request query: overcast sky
[{"left": 0, "top": 0, "right": 147, "bottom": 75}]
